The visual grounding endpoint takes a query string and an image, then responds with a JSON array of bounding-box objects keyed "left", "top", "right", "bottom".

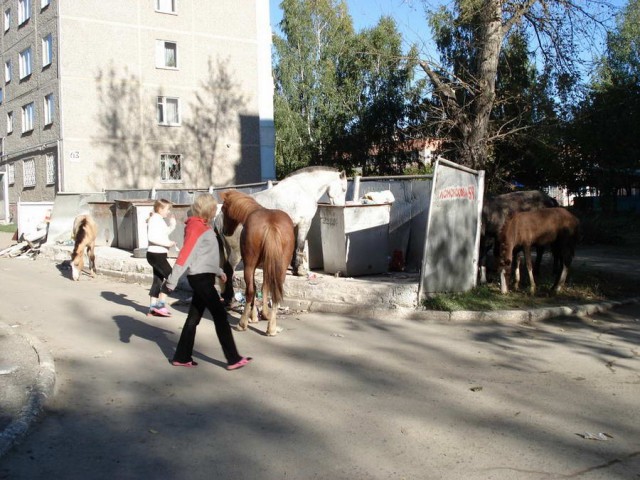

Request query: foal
[
  {"left": 71, "top": 214, "right": 97, "bottom": 281},
  {"left": 498, "top": 208, "right": 579, "bottom": 294}
]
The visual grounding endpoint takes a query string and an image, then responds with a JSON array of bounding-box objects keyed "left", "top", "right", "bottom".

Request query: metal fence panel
[{"left": 419, "top": 160, "right": 484, "bottom": 297}]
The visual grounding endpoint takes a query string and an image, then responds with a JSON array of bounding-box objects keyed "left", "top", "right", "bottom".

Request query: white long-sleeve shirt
[{"left": 147, "top": 213, "right": 176, "bottom": 254}]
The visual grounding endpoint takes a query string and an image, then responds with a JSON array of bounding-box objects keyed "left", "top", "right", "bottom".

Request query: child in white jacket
[{"left": 146, "top": 199, "right": 177, "bottom": 316}]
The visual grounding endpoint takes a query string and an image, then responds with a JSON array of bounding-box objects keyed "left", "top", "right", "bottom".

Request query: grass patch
[
  {"left": 0, "top": 223, "right": 17, "bottom": 233},
  {"left": 422, "top": 269, "right": 638, "bottom": 312}
]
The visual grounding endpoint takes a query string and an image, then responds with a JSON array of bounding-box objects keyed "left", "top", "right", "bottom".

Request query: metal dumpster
[
  {"left": 88, "top": 202, "right": 117, "bottom": 246},
  {"left": 114, "top": 199, "right": 156, "bottom": 251},
  {"left": 318, "top": 203, "right": 391, "bottom": 276}
]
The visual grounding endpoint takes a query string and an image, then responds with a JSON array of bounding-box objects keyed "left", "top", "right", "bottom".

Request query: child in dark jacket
[{"left": 166, "top": 194, "right": 251, "bottom": 370}]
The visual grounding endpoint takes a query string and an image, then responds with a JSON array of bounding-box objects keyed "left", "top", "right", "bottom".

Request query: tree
[
  {"left": 563, "top": 0, "right": 640, "bottom": 210},
  {"left": 273, "top": 0, "right": 423, "bottom": 177},
  {"left": 419, "top": 0, "right": 615, "bottom": 171},
  {"left": 273, "top": 0, "right": 354, "bottom": 176}
]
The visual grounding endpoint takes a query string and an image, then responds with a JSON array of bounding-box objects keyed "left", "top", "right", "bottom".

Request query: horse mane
[
  {"left": 222, "top": 190, "right": 262, "bottom": 222},
  {"left": 283, "top": 166, "right": 337, "bottom": 179},
  {"left": 72, "top": 215, "right": 97, "bottom": 261}
]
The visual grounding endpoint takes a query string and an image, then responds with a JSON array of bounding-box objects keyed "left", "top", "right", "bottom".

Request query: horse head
[
  {"left": 327, "top": 170, "right": 348, "bottom": 206},
  {"left": 219, "top": 191, "right": 240, "bottom": 236}
]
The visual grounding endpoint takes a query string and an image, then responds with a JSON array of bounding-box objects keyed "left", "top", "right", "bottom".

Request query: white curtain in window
[
  {"left": 157, "top": 0, "right": 174, "bottom": 12},
  {"left": 167, "top": 98, "right": 179, "bottom": 123},
  {"left": 165, "top": 43, "right": 176, "bottom": 67}
]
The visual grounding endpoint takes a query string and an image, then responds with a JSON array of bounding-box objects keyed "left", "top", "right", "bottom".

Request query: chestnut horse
[
  {"left": 498, "top": 208, "right": 579, "bottom": 294},
  {"left": 71, "top": 214, "right": 97, "bottom": 281},
  {"left": 219, "top": 190, "right": 295, "bottom": 336},
  {"left": 480, "top": 190, "right": 558, "bottom": 283}
]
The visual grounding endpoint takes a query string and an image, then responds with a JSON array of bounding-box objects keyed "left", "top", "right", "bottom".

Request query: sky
[
  {"left": 268, "top": 0, "right": 629, "bottom": 67},
  {"left": 269, "top": 0, "right": 440, "bottom": 58}
]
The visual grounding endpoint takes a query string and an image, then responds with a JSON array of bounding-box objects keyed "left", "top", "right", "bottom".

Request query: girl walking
[
  {"left": 146, "top": 198, "right": 177, "bottom": 317},
  {"left": 166, "top": 194, "right": 251, "bottom": 370}
]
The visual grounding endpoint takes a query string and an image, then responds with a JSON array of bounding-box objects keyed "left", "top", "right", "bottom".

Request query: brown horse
[
  {"left": 71, "top": 214, "right": 97, "bottom": 281},
  {"left": 480, "top": 190, "right": 558, "bottom": 283},
  {"left": 219, "top": 190, "right": 295, "bottom": 336},
  {"left": 498, "top": 208, "right": 579, "bottom": 294}
]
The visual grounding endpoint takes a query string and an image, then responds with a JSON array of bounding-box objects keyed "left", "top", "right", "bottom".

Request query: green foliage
[
  {"left": 562, "top": 1, "right": 640, "bottom": 202},
  {"left": 0, "top": 223, "right": 17, "bottom": 233},
  {"left": 273, "top": 0, "right": 425, "bottom": 178}
]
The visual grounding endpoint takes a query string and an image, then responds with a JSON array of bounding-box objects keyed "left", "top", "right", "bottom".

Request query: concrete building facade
[{"left": 0, "top": 0, "right": 275, "bottom": 221}]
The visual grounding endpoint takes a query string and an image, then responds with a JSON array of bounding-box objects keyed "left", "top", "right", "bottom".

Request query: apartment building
[{"left": 0, "top": 0, "right": 275, "bottom": 221}]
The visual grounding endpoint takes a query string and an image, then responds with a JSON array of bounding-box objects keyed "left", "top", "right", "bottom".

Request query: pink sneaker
[
  {"left": 151, "top": 306, "right": 172, "bottom": 317},
  {"left": 227, "top": 356, "right": 252, "bottom": 371}
]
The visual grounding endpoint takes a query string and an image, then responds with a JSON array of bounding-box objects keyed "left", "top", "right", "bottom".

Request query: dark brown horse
[
  {"left": 71, "top": 214, "right": 97, "bottom": 281},
  {"left": 480, "top": 190, "right": 559, "bottom": 283},
  {"left": 498, "top": 208, "right": 579, "bottom": 294},
  {"left": 219, "top": 189, "right": 295, "bottom": 336}
]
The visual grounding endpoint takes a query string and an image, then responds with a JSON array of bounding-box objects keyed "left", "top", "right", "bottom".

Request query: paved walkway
[{"left": 1, "top": 230, "right": 639, "bottom": 467}]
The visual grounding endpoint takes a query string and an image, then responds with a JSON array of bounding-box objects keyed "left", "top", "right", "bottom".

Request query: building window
[
  {"left": 46, "top": 154, "right": 55, "bottom": 185},
  {"left": 160, "top": 153, "right": 182, "bottom": 182},
  {"left": 5, "top": 60, "right": 11, "bottom": 83},
  {"left": 18, "top": 0, "right": 30, "bottom": 25},
  {"left": 41, "top": 0, "right": 51, "bottom": 9},
  {"left": 157, "top": 96, "right": 180, "bottom": 125},
  {"left": 4, "top": 9, "right": 10, "bottom": 32},
  {"left": 22, "top": 102, "right": 34, "bottom": 132},
  {"left": 0, "top": 137, "right": 4, "bottom": 156},
  {"left": 44, "top": 93, "right": 54, "bottom": 125},
  {"left": 42, "top": 34, "right": 53, "bottom": 67},
  {"left": 156, "top": 40, "right": 177, "bottom": 68},
  {"left": 156, "top": 0, "right": 176, "bottom": 13},
  {"left": 7, "top": 111, "right": 13, "bottom": 133},
  {"left": 19, "top": 47, "right": 32, "bottom": 79},
  {"left": 7, "top": 163, "right": 15, "bottom": 184},
  {"left": 23, "top": 158, "right": 35, "bottom": 187},
  {"left": 0, "top": 88, "right": 3, "bottom": 105}
]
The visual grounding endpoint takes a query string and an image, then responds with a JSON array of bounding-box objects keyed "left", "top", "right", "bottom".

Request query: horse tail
[
  {"left": 72, "top": 216, "right": 88, "bottom": 261},
  {"left": 72, "top": 215, "right": 97, "bottom": 261},
  {"left": 261, "top": 224, "right": 286, "bottom": 304}
]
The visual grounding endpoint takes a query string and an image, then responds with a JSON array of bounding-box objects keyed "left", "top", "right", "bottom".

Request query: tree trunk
[{"left": 460, "top": 0, "right": 503, "bottom": 169}]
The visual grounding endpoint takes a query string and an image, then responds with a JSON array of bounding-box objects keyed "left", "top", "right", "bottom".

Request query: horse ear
[{"left": 339, "top": 170, "right": 346, "bottom": 179}]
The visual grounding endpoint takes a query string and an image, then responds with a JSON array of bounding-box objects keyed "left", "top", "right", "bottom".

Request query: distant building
[{"left": 0, "top": 0, "right": 274, "bottom": 221}]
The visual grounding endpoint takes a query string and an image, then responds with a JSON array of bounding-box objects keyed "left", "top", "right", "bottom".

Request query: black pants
[
  {"left": 173, "top": 273, "right": 241, "bottom": 365},
  {"left": 146, "top": 251, "right": 172, "bottom": 298}
]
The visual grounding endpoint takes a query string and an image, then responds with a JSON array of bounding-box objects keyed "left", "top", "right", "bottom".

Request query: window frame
[
  {"left": 160, "top": 153, "right": 183, "bottom": 183},
  {"left": 21, "top": 102, "right": 34, "bottom": 133},
  {"left": 43, "top": 93, "right": 54, "bottom": 125},
  {"left": 42, "top": 34, "right": 53, "bottom": 67},
  {"left": 18, "top": 0, "right": 30, "bottom": 26},
  {"left": 7, "top": 162, "right": 15, "bottom": 185},
  {"left": 19, "top": 47, "right": 32, "bottom": 79},
  {"left": 155, "top": 40, "right": 178, "bottom": 69},
  {"left": 156, "top": 96, "right": 181, "bottom": 126},
  {"left": 5, "top": 60, "right": 11, "bottom": 83},
  {"left": 46, "top": 154, "right": 55, "bottom": 185},
  {"left": 22, "top": 158, "right": 36, "bottom": 187},
  {"left": 7, "top": 111, "right": 13, "bottom": 134},
  {"left": 155, "top": 0, "right": 176, "bottom": 14}
]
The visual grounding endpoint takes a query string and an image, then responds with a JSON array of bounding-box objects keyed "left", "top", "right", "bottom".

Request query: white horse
[{"left": 216, "top": 166, "right": 348, "bottom": 304}]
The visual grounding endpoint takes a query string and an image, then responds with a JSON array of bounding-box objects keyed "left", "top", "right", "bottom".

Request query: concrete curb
[
  {"left": 281, "top": 296, "right": 640, "bottom": 322},
  {"left": 0, "top": 323, "right": 56, "bottom": 459}
]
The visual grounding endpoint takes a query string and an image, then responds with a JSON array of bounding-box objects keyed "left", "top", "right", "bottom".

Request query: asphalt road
[{"left": 0, "top": 252, "right": 639, "bottom": 479}]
